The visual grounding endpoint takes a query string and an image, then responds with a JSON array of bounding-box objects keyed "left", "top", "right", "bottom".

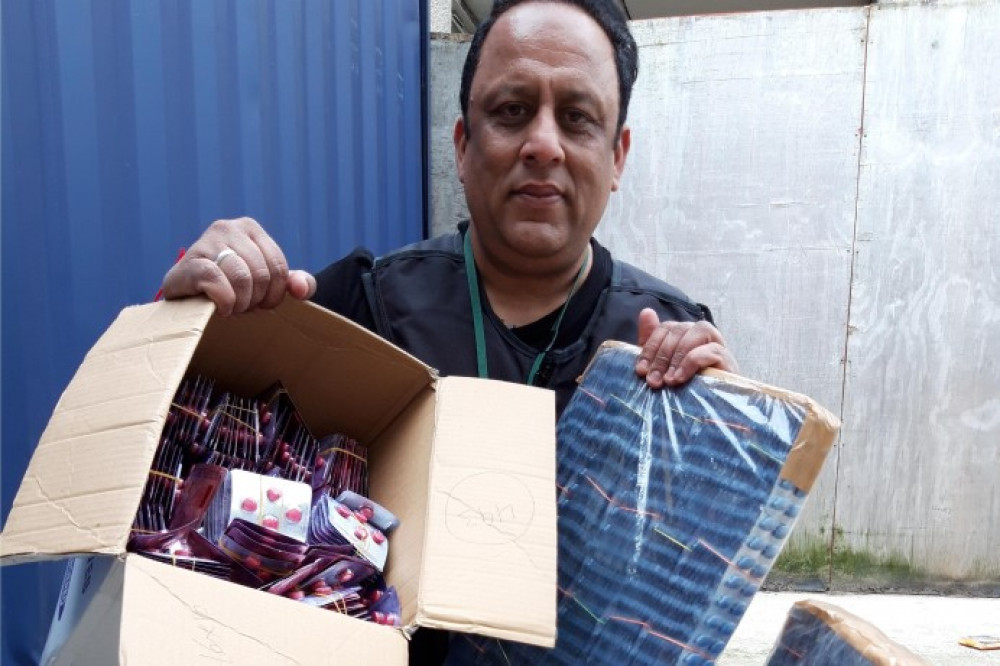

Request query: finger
[
  {"left": 224, "top": 234, "right": 272, "bottom": 310},
  {"left": 646, "top": 323, "right": 692, "bottom": 387},
  {"left": 664, "top": 342, "right": 736, "bottom": 386},
  {"left": 635, "top": 319, "right": 672, "bottom": 378},
  {"left": 665, "top": 322, "right": 721, "bottom": 380},
  {"left": 636, "top": 308, "right": 660, "bottom": 346},
  {"left": 213, "top": 250, "right": 255, "bottom": 314},
  {"left": 162, "top": 256, "right": 238, "bottom": 316},
  {"left": 247, "top": 227, "right": 291, "bottom": 308},
  {"left": 286, "top": 270, "right": 316, "bottom": 301}
]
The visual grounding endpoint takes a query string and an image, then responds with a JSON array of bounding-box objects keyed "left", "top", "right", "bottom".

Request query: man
[{"left": 163, "top": 0, "right": 736, "bottom": 660}]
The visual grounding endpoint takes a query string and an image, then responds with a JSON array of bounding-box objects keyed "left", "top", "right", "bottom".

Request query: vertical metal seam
[
  {"left": 420, "top": 0, "right": 430, "bottom": 239},
  {"left": 829, "top": 5, "right": 873, "bottom": 590}
]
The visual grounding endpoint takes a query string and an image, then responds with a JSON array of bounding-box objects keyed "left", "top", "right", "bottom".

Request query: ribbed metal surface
[{"left": 1, "top": 1, "right": 426, "bottom": 662}]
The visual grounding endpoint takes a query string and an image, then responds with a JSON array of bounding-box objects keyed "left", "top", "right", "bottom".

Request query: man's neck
[{"left": 470, "top": 231, "right": 592, "bottom": 328}]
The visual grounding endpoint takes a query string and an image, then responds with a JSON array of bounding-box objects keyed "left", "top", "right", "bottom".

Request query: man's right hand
[{"left": 161, "top": 217, "right": 316, "bottom": 316}]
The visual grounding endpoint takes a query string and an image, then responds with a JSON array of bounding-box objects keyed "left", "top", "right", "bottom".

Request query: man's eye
[
  {"left": 497, "top": 103, "right": 528, "bottom": 119},
  {"left": 565, "top": 109, "right": 591, "bottom": 125}
]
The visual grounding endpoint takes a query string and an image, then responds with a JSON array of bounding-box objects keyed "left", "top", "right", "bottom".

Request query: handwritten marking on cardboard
[
  {"left": 194, "top": 620, "right": 233, "bottom": 663},
  {"left": 445, "top": 472, "right": 535, "bottom": 545}
]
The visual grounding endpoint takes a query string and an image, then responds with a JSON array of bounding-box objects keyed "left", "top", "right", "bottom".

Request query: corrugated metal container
[{"left": 1, "top": 1, "right": 427, "bottom": 662}]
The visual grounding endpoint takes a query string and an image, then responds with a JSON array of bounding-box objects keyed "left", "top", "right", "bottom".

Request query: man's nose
[{"left": 519, "top": 109, "right": 565, "bottom": 166}]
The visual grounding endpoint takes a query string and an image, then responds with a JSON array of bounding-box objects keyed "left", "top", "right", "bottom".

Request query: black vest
[{"left": 361, "top": 231, "right": 709, "bottom": 415}]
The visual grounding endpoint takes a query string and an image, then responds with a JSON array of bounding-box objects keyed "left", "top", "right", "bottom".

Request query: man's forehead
[
  {"left": 486, "top": 2, "right": 615, "bottom": 62},
  {"left": 502, "top": 2, "right": 601, "bottom": 40},
  {"left": 473, "top": 3, "right": 618, "bottom": 91}
]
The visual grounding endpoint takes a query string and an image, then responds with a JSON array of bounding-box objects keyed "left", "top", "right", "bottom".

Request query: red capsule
[
  {"left": 335, "top": 504, "right": 352, "bottom": 518},
  {"left": 241, "top": 498, "right": 258, "bottom": 512},
  {"left": 262, "top": 515, "right": 279, "bottom": 530},
  {"left": 354, "top": 526, "right": 368, "bottom": 541},
  {"left": 372, "top": 530, "right": 385, "bottom": 545},
  {"left": 285, "top": 507, "right": 303, "bottom": 524},
  {"left": 288, "top": 589, "right": 305, "bottom": 601},
  {"left": 266, "top": 488, "right": 282, "bottom": 503}
]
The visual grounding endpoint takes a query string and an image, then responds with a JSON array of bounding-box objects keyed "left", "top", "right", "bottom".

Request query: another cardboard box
[{"left": 1, "top": 298, "right": 558, "bottom": 664}]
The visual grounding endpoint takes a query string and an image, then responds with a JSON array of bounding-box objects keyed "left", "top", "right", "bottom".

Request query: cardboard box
[{"left": 1, "top": 298, "right": 558, "bottom": 664}]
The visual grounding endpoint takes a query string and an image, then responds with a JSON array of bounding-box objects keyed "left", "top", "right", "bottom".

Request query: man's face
[{"left": 454, "top": 2, "right": 630, "bottom": 275}]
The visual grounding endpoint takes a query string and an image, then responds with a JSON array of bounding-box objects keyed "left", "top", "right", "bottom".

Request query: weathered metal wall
[
  {"left": 429, "top": 1, "right": 999, "bottom": 587},
  {"left": 838, "top": 1, "right": 1000, "bottom": 581},
  {"left": 1, "top": 1, "right": 426, "bottom": 663}
]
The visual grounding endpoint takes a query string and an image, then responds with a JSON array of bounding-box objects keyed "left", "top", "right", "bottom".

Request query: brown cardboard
[
  {"left": 1, "top": 297, "right": 558, "bottom": 663},
  {"left": 417, "top": 377, "right": 557, "bottom": 645}
]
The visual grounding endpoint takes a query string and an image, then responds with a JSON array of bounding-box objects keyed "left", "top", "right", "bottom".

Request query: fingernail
[
  {"left": 636, "top": 359, "right": 649, "bottom": 374},
  {"left": 648, "top": 370, "right": 661, "bottom": 384},
  {"left": 665, "top": 368, "right": 677, "bottom": 382}
]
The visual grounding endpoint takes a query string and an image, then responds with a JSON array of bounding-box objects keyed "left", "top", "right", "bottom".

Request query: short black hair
[{"left": 459, "top": 0, "right": 638, "bottom": 137}]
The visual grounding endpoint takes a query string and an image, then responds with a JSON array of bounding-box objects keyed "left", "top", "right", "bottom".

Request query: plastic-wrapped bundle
[
  {"left": 449, "top": 342, "right": 838, "bottom": 665},
  {"left": 766, "top": 600, "right": 928, "bottom": 665}
]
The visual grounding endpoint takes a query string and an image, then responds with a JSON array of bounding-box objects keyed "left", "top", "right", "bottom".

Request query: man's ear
[
  {"left": 454, "top": 116, "right": 468, "bottom": 184},
  {"left": 611, "top": 125, "right": 631, "bottom": 192}
]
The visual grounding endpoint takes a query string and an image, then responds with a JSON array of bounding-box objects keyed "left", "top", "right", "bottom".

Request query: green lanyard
[{"left": 463, "top": 230, "right": 588, "bottom": 386}]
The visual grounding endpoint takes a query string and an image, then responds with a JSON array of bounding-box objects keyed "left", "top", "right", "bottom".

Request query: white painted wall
[
  {"left": 428, "top": 1, "right": 1000, "bottom": 584},
  {"left": 430, "top": 0, "right": 452, "bottom": 33}
]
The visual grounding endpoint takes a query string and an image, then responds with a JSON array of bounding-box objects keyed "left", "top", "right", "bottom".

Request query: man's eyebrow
[
  {"left": 477, "top": 83, "right": 535, "bottom": 105},
  {"left": 477, "top": 84, "right": 605, "bottom": 110},
  {"left": 559, "top": 89, "right": 604, "bottom": 110}
]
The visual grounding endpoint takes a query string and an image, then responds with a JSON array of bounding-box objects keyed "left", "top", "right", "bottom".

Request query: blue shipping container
[{"left": 1, "top": 1, "right": 427, "bottom": 662}]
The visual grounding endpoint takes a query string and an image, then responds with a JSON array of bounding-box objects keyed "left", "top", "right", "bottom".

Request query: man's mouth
[{"left": 512, "top": 183, "right": 563, "bottom": 204}]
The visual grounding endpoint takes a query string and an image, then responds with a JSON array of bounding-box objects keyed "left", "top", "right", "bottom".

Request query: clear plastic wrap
[
  {"left": 766, "top": 599, "right": 929, "bottom": 665},
  {"left": 448, "top": 342, "right": 838, "bottom": 665}
]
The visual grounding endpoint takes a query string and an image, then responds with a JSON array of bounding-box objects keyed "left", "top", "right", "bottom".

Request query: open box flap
[
  {"left": 189, "top": 298, "right": 435, "bottom": 443},
  {"left": 1, "top": 297, "right": 436, "bottom": 565},
  {"left": 1, "top": 300, "right": 215, "bottom": 564},
  {"left": 119, "top": 555, "right": 408, "bottom": 665},
  {"left": 415, "top": 376, "right": 558, "bottom": 648}
]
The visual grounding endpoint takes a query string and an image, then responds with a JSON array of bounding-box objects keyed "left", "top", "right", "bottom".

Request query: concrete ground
[{"left": 719, "top": 592, "right": 1000, "bottom": 665}]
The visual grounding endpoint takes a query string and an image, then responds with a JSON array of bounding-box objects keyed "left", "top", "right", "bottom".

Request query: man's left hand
[{"left": 634, "top": 308, "right": 738, "bottom": 388}]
